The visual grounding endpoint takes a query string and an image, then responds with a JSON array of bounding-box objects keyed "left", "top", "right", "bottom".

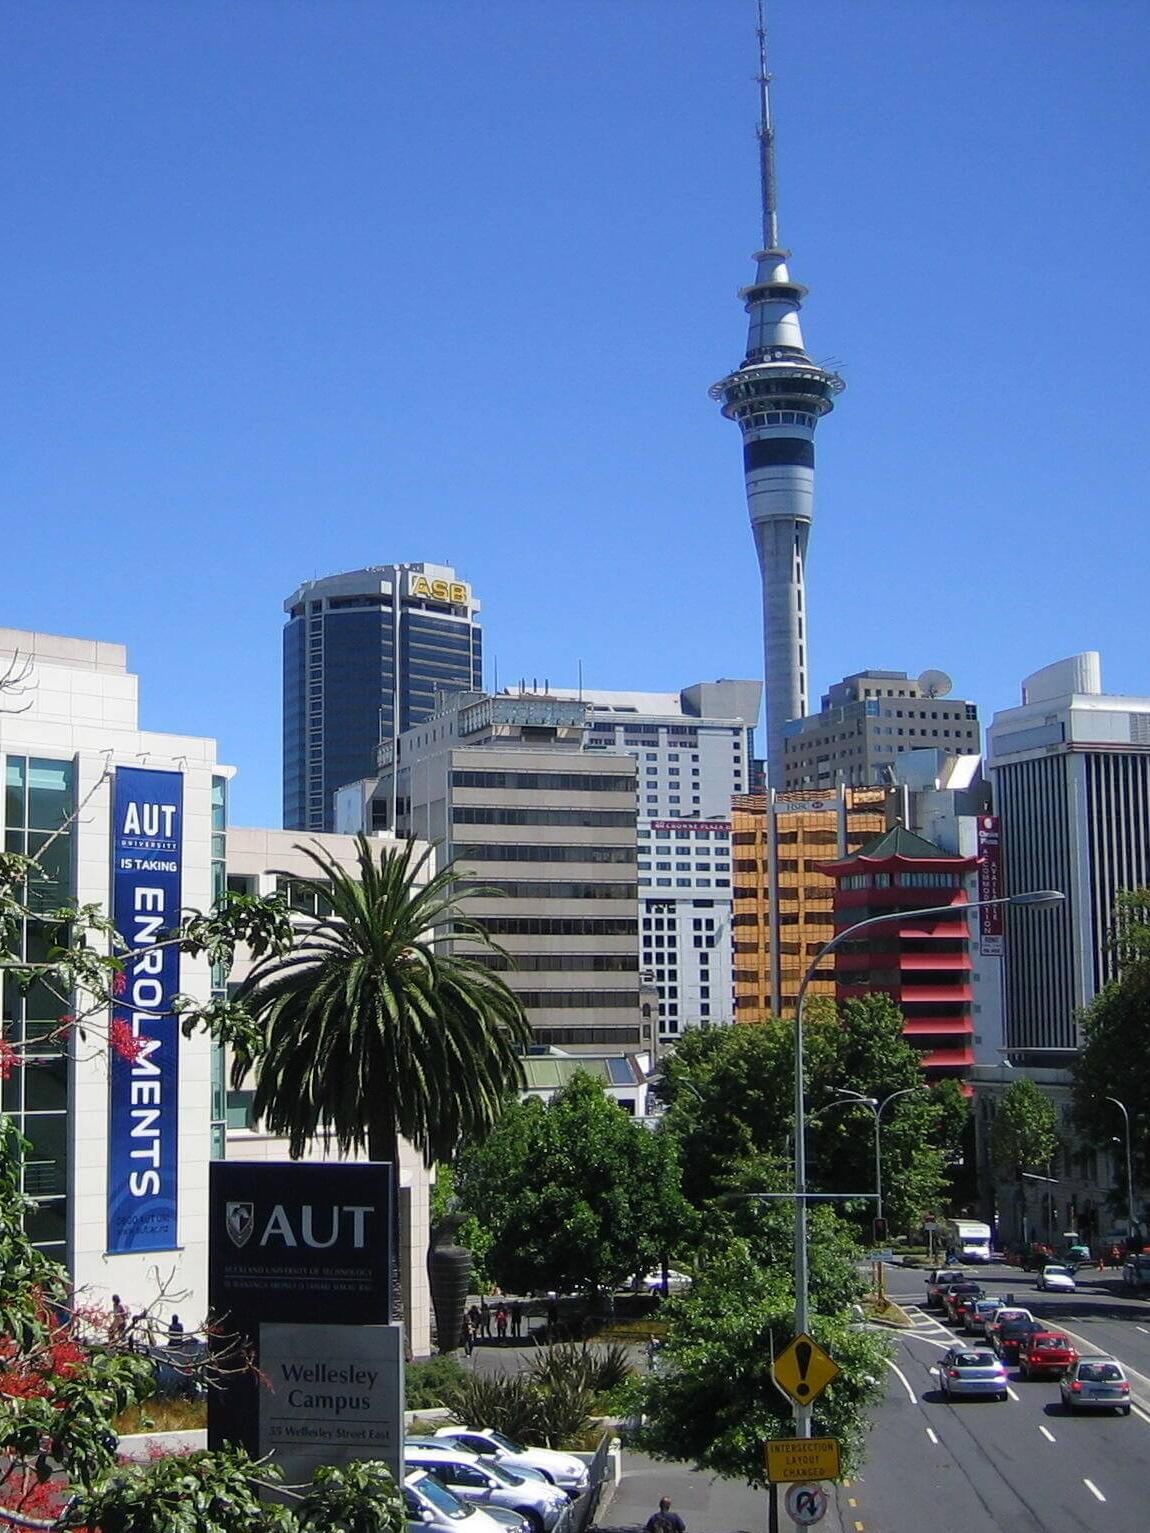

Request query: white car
[
  {"left": 405, "top": 1444, "right": 568, "bottom": 1533},
  {"left": 1036, "top": 1263, "right": 1077, "bottom": 1293},
  {"left": 640, "top": 1268, "right": 691, "bottom": 1295},
  {"left": 433, "top": 1429, "right": 589, "bottom": 1498},
  {"left": 404, "top": 1471, "right": 512, "bottom": 1533}
]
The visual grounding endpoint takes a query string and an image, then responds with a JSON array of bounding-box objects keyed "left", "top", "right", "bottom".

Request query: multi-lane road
[{"left": 832, "top": 1262, "right": 1150, "bottom": 1532}]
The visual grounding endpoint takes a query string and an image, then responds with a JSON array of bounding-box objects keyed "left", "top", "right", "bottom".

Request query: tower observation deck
[{"left": 710, "top": 3, "right": 843, "bottom": 787}]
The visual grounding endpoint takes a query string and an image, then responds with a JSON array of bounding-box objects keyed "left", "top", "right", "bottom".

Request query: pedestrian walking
[
  {"left": 109, "top": 1295, "right": 127, "bottom": 1342},
  {"left": 546, "top": 1296, "right": 559, "bottom": 1336},
  {"left": 479, "top": 1298, "right": 491, "bottom": 1337},
  {"left": 645, "top": 1497, "right": 685, "bottom": 1533},
  {"left": 167, "top": 1314, "right": 185, "bottom": 1347},
  {"left": 510, "top": 1300, "right": 522, "bottom": 1338},
  {"left": 463, "top": 1313, "right": 476, "bottom": 1357},
  {"left": 645, "top": 1334, "right": 663, "bottom": 1372},
  {"left": 495, "top": 1304, "right": 508, "bottom": 1341}
]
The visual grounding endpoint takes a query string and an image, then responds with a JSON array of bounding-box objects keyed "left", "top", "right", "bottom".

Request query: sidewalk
[{"left": 591, "top": 1451, "right": 850, "bottom": 1533}]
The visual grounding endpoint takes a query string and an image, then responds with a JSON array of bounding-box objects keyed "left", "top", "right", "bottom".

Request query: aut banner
[{"left": 107, "top": 767, "right": 184, "bottom": 1254}]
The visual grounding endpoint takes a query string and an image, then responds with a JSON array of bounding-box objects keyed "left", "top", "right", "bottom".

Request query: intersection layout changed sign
[
  {"left": 764, "top": 1436, "right": 841, "bottom": 1485},
  {"left": 772, "top": 1333, "right": 841, "bottom": 1406}
]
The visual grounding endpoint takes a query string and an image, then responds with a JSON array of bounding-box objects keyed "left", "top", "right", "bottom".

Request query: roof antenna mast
[{"left": 757, "top": 0, "right": 779, "bottom": 250}]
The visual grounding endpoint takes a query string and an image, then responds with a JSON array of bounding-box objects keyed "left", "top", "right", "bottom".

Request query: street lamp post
[
  {"left": 832, "top": 1085, "right": 928, "bottom": 1232},
  {"left": 789, "top": 887, "right": 1063, "bottom": 1440},
  {"left": 1104, "top": 1096, "right": 1136, "bottom": 1239}
]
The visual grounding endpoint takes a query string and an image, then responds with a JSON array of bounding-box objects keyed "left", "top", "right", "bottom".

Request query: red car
[{"left": 1019, "top": 1331, "right": 1078, "bottom": 1380}]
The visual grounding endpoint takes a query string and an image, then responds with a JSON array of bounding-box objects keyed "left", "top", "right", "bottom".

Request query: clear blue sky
[{"left": 5, "top": 1, "right": 1147, "bottom": 827}]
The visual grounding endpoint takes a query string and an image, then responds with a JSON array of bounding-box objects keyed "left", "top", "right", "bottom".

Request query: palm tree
[{"left": 230, "top": 834, "right": 531, "bottom": 1331}]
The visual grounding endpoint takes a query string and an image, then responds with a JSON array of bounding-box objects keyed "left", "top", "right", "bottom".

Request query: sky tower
[{"left": 710, "top": 3, "right": 843, "bottom": 788}]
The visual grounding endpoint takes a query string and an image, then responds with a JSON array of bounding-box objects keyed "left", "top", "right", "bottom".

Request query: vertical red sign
[{"left": 977, "top": 815, "right": 1004, "bottom": 955}]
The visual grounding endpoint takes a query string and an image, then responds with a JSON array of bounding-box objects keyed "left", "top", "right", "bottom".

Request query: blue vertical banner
[{"left": 107, "top": 767, "right": 184, "bottom": 1254}]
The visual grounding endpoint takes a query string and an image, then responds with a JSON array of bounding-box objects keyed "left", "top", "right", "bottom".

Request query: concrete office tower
[
  {"left": 987, "top": 652, "right": 1150, "bottom": 1059},
  {"left": 783, "top": 669, "right": 981, "bottom": 790},
  {"left": 552, "top": 679, "right": 760, "bottom": 1041},
  {"left": 283, "top": 563, "right": 482, "bottom": 832},
  {"left": 335, "top": 691, "right": 651, "bottom": 1057},
  {"left": 711, "top": 7, "right": 843, "bottom": 788}
]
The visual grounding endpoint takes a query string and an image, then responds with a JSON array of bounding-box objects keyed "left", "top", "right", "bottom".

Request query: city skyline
[{"left": 5, "top": 1, "right": 1147, "bottom": 825}]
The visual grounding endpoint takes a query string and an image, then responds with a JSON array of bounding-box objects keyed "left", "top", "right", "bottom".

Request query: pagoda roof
[{"left": 816, "top": 823, "right": 980, "bottom": 876}]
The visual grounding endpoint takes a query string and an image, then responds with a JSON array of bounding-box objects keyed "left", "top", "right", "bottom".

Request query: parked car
[
  {"left": 405, "top": 1444, "right": 569, "bottom": 1533},
  {"left": 1059, "top": 1356, "right": 1132, "bottom": 1414},
  {"left": 925, "top": 1269, "right": 967, "bottom": 1308},
  {"left": 637, "top": 1269, "right": 692, "bottom": 1295},
  {"left": 1036, "top": 1264, "right": 1077, "bottom": 1293},
  {"left": 431, "top": 1429, "right": 590, "bottom": 1499},
  {"left": 964, "top": 1297, "right": 1005, "bottom": 1337},
  {"left": 936, "top": 1346, "right": 1009, "bottom": 1401},
  {"left": 1018, "top": 1331, "right": 1078, "bottom": 1380},
  {"left": 404, "top": 1471, "right": 512, "bottom": 1533}
]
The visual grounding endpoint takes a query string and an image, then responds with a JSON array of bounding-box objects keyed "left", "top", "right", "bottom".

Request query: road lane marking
[
  {"left": 1083, "top": 1480, "right": 1106, "bottom": 1503},
  {"left": 884, "top": 1357, "right": 918, "bottom": 1404},
  {"left": 1131, "top": 1402, "right": 1150, "bottom": 1426},
  {"left": 847, "top": 1497, "right": 857, "bottom": 1507},
  {"left": 1137, "top": 1325, "right": 1150, "bottom": 1334},
  {"left": 925, "top": 1427, "right": 939, "bottom": 1444},
  {"left": 1038, "top": 1425, "right": 1056, "bottom": 1442},
  {"left": 1007, "top": 1386, "right": 1020, "bottom": 1401}
]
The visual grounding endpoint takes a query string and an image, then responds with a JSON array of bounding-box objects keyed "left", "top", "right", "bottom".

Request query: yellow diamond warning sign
[
  {"left": 764, "top": 1436, "right": 841, "bottom": 1485},
  {"left": 772, "top": 1333, "right": 841, "bottom": 1406}
]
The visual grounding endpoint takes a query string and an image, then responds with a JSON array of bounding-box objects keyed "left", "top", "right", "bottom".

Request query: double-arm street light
[
  {"left": 789, "top": 886, "right": 1064, "bottom": 1441},
  {"left": 1104, "top": 1096, "right": 1137, "bottom": 1238},
  {"left": 830, "top": 1085, "right": 928, "bottom": 1234}
]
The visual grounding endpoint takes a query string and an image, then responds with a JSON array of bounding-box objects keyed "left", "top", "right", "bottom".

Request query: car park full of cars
[
  {"left": 937, "top": 1347, "right": 1009, "bottom": 1401},
  {"left": 404, "top": 1444, "right": 569, "bottom": 1533},
  {"left": 404, "top": 1471, "right": 513, "bottom": 1533},
  {"left": 1059, "top": 1356, "right": 1131, "bottom": 1414},
  {"left": 432, "top": 1428, "right": 590, "bottom": 1498},
  {"left": 1018, "top": 1332, "right": 1078, "bottom": 1380}
]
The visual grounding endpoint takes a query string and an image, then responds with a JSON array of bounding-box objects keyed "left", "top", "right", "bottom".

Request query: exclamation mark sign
[{"left": 794, "top": 1339, "right": 812, "bottom": 1398}]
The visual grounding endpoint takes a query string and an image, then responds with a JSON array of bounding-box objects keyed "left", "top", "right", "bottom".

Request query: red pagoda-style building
[{"left": 815, "top": 825, "right": 980, "bottom": 1083}]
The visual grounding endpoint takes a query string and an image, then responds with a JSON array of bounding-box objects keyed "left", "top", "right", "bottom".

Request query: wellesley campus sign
[{"left": 208, "top": 1162, "right": 400, "bottom": 1480}]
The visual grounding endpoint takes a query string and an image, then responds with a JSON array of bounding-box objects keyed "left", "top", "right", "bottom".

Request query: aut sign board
[
  {"left": 772, "top": 1334, "right": 841, "bottom": 1406},
  {"left": 208, "top": 1161, "right": 393, "bottom": 1461},
  {"left": 765, "top": 1437, "right": 841, "bottom": 1485}
]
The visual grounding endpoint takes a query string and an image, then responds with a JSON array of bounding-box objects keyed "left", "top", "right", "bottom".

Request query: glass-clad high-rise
[{"left": 282, "top": 563, "right": 482, "bottom": 831}]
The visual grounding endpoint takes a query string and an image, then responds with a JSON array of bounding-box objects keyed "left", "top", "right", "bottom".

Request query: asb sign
[
  {"left": 107, "top": 767, "right": 184, "bottom": 1254},
  {"left": 408, "top": 573, "right": 469, "bottom": 604}
]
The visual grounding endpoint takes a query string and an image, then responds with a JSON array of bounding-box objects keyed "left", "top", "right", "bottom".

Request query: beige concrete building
[
  {"left": 335, "top": 692, "right": 652, "bottom": 1055},
  {"left": 782, "top": 669, "right": 980, "bottom": 791}
]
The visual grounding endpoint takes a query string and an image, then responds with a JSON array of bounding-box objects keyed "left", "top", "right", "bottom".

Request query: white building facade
[{"left": 568, "top": 681, "right": 760, "bottom": 1042}]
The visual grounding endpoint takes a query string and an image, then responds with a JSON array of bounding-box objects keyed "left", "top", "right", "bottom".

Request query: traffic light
[{"left": 873, "top": 1217, "right": 888, "bottom": 1243}]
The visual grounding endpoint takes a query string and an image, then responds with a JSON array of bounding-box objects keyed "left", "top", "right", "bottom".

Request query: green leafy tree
[
  {"left": 990, "top": 1077, "right": 1058, "bottom": 1240},
  {"left": 659, "top": 996, "right": 964, "bottom": 1235},
  {"left": 455, "top": 1073, "right": 692, "bottom": 1296},
  {"left": 629, "top": 1211, "right": 890, "bottom": 1482}
]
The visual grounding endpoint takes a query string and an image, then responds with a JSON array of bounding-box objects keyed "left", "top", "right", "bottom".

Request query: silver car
[
  {"left": 964, "top": 1297, "right": 1004, "bottom": 1337},
  {"left": 433, "top": 1428, "right": 590, "bottom": 1498},
  {"left": 937, "top": 1347, "right": 1009, "bottom": 1401},
  {"left": 404, "top": 1470, "right": 512, "bottom": 1533},
  {"left": 1060, "top": 1356, "right": 1132, "bottom": 1415},
  {"left": 405, "top": 1445, "right": 570, "bottom": 1533}
]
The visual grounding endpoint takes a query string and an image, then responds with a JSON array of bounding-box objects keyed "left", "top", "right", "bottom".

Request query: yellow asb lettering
[{"left": 411, "top": 575, "right": 469, "bottom": 603}]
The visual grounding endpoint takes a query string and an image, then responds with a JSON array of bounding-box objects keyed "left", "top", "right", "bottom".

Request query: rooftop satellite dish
[{"left": 918, "top": 668, "right": 953, "bottom": 699}]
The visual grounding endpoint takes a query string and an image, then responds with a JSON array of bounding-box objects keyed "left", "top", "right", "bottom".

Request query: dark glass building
[{"left": 282, "top": 563, "right": 482, "bottom": 831}]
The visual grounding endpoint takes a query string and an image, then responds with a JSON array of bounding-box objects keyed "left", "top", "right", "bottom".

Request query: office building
[
  {"left": 559, "top": 680, "right": 760, "bottom": 1041},
  {"left": 731, "top": 786, "right": 889, "bottom": 1019},
  {"left": 815, "top": 825, "right": 979, "bottom": 1082},
  {"left": 987, "top": 652, "right": 1150, "bottom": 1058},
  {"left": 283, "top": 562, "right": 482, "bottom": 832},
  {"left": 710, "top": 16, "right": 843, "bottom": 786},
  {"left": 0, "top": 627, "right": 432, "bottom": 1351},
  {"left": 782, "top": 669, "right": 981, "bottom": 790},
  {"left": 335, "top": 691, "right": 650, "bottom": 1056}
]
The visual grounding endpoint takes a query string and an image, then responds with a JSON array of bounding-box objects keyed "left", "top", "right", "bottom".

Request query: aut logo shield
[{"left": 225, "top": 1201, "right": 255, "bottom": 1249}]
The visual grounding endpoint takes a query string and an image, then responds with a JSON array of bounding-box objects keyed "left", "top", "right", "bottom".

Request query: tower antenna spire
[{"left": 757, "top": 0, "right": 779, "bottom": 250}]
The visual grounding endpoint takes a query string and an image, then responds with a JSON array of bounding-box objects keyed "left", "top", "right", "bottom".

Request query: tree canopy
[
  {"left": 455, "top": 1073, "right": 692, "bottom": 1296},
  {"left": 990, "top": 1077, "right": 1058, "bottom": 1180}
]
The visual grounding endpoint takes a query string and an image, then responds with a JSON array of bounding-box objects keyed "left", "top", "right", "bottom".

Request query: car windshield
[
  {"left": 954, "top": 1353, "right": 995, "bottom": 1368},
  {"left": 412, "top": 1477, "right": 474, "bottom": 1519},
  {"left": 480, "top": 1432, "right": 525, "bottom": 1455},
  {"left": 484, "top": 1463, "right": 526, "bottom": 1488},
  {"left": 1046, "top": 1266, "right": 1072, "bottom": 1277},
  {"left": 1034, "top": 1337, "right": 1068, "bottom": 1350}
]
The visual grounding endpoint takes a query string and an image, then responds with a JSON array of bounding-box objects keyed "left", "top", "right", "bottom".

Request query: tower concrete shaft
[{"left": 710, "top": 11, "right": 842, "bottom": 788}]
